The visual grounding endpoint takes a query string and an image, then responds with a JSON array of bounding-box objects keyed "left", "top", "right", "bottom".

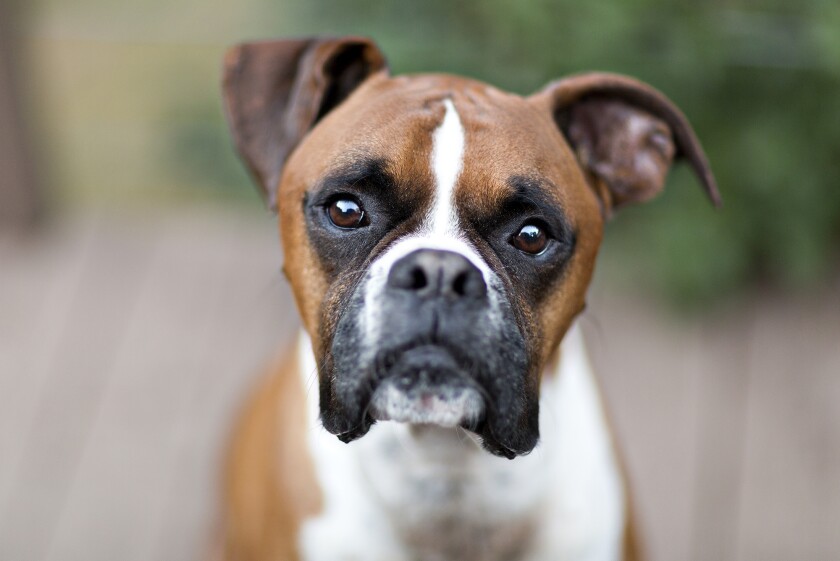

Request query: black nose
[{"left": 387, "top": 249, "right": 487, "bottom": 300}]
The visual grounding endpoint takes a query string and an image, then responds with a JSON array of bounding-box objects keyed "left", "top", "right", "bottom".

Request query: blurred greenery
[{"left": 27, "top": 0, "right": 840, "bottom": 307}]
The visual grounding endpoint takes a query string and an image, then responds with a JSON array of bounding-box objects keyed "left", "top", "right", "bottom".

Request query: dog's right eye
[
  {"left": 511, "top": 222, "right": 549, "bottom": 255},
  {"left": 327, "top": 197, "right": 367, "bottom": 229}
]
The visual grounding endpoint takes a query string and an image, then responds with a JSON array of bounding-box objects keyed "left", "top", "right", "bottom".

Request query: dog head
[{"left": 222, "top": 37, "right": 719, "bottom": 458}]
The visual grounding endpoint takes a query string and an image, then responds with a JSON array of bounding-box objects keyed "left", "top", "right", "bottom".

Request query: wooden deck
[{"left": 1, "top": 207, "right": 838, "bottom": 561}]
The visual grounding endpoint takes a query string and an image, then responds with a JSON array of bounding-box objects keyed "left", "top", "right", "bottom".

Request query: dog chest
[{"left": 296, "top": 328, "right": 627, "bottom": 561}]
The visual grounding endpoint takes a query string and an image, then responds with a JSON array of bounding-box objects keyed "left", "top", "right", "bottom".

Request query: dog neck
[{"left": 296, "top": 325, "right": 626, "bottom": 561}]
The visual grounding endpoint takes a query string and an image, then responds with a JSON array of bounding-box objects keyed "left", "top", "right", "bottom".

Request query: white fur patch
[
  {"left": 429, "top": 98, "right": 465, "bottom": 235},
  {"left": 527, "top": 325, "right": 626, "bottom": 561}
]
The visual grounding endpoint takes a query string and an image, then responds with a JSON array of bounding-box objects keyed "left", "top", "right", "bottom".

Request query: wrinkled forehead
[{"left": 285, "top": 73, "right": 581, "bottom": 225}]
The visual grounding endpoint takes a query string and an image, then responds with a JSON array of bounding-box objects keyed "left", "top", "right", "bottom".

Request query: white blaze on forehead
[{"left": 429, "top": 99, "right": 465, "bottom": 235}]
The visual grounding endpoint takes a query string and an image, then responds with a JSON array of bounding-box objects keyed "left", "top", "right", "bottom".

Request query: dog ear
[
  {"left": 530, "top": 72, "right": 720, "bottom": 214},
  {"left": 222, "top": 37, "right": 388, "bottom": 210}
]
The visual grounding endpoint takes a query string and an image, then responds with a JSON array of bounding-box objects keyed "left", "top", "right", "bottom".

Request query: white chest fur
[{"left": 296, "top": 325, "right": 626, "bottom": 561}]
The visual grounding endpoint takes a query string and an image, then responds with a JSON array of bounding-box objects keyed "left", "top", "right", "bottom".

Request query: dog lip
[{"left": 378, "top": 340, "right": 474, "bottom": 374}]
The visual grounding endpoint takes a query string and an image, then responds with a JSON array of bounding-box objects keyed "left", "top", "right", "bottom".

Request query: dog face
[
  {"left": 285, "top": 83, "right": 604, "bottom": 458},
  {"left": 222, "top": 37, "right": 718, "bottom": 458}
]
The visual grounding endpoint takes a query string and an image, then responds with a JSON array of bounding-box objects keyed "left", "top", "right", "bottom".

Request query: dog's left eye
[
  {"left": 511, "top": 222, "right": 549, "bottom": 255},
  {"left": 327, "top": 197, "right": 367, "bottom": 229}
]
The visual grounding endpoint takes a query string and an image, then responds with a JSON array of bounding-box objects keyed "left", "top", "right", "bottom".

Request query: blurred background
[{"left": 1, "top": 0, "right": 838, "bottom": 560}]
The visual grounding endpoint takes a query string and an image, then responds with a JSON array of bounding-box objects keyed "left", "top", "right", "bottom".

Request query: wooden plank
[
  {"left": 0, "top": 217, "right": 96, "bottom": 511},
  {"left": 148, "top": 215, "right": 298, "bottom": 561},
  {"left": 687, "top": 308, "right": 755, "bottom": 561},
  {"left": 734, "top": 289, "right": 840, "bottom": 561},
  {"left": 0, "top": 215, "right": 155, "bottom": 561},
  {"left": 585, "top": 287, "right": 705, "bottom": 561},
  {"left": 40, "top": 211, "right": 292, "bottom": 561}
]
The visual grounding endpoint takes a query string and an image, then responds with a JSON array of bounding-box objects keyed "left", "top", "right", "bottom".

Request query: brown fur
[{"left": 221, "top": 345, "right": 321, "bottom": 561}]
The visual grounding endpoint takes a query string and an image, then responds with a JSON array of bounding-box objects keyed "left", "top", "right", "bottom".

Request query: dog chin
[
  {"left": 367, "top": 345, "right": 485, "bottom": 429},
  {"left": 368, "top": 377, "right": 485, "bottom": 428}
]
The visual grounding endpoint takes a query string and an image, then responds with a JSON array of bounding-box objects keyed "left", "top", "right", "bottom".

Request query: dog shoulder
[{"left": 220, "top": 347, "right": 322, "bottom": 561}]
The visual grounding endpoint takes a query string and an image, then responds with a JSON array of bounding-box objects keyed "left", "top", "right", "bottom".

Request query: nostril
[
  {"left": 452, "top": 272, "right": 468, "bottom": 296},
  {"left": 387, "top": 258, "right": 431, "bottom": 292},
  {"left": 410, "top": 267, "right": 427, "bottom": 290}
]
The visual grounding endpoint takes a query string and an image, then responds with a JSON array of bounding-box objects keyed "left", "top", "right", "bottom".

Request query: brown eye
[
  {"left": 327, "top": 198, "right": 365, "bottom": 229},
  {"left": 512, "top": 223, "right": 548, "bottom": 255}
]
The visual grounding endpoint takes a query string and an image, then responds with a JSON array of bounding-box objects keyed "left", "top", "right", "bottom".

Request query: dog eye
[
  {"left": 327, "top": 198, "right": 366, "bottom": 229},
  {"left": 511, "top": 223, "right": 548, "bottom": 255}
]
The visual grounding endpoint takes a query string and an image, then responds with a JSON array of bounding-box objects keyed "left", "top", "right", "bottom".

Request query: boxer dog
[{"left": 219, "top": 36, "right": 719, "bottom": 561}]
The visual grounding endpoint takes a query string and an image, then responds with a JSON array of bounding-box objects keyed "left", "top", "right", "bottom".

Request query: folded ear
[
  {"left": 222, "top": 37, "right": 388, "bottom": 210},
  {"left": 529, "top": 72, "right": 720, "bottom": 214}
]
